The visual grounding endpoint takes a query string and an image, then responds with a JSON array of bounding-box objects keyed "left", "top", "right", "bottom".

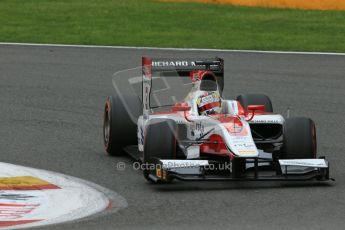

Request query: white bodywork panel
[
  {"left": 250, "top": 114, "right": 285, "bottom": 124},
  {"left": 186, "top": 145, "right": 200, "bottom": 159},
  {"left": 160, "top": 160, "right": 209, "bottom": 169}
]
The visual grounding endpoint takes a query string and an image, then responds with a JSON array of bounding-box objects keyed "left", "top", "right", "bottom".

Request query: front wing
[{"left": 147, "top": 158, "right": 332, "bottom": 182}]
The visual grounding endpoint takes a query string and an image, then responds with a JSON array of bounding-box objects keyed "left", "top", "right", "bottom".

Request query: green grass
[{"left": 0, "top": 0, "right": 345, "bottom": 52}]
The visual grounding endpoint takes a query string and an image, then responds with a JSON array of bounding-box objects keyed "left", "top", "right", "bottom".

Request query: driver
[{"left": 196, "top": 91, "right": 221, "bottom": 115}]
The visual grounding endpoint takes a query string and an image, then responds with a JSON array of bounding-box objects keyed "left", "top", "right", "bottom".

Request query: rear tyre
[
  {"left": 236, "top": 94, "right": 273, "bottom": 112},
  {"left": 103, "top": 94, "right": 141, "bottom": 156},
  {"left": 143, "top": 119, "right": 177, "bottom": 183},
  {"left": 281, "top": 117, "right": 317, "bottom": 159}
]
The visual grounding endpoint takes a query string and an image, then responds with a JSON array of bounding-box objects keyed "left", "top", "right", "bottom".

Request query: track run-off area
[
  {"left": 0, "top": 43, "right": 344, "bottom": 230},
  {"left": 167, "top": 0, "right": 345, "bottom": 11}
]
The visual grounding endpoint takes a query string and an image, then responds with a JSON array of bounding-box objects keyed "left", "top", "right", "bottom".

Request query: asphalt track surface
[{"left": 0, "top": 45, "right": 344, "bottom": 230}]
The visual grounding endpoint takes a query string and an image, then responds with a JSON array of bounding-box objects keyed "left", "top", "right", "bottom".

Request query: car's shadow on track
[{"left": 150, "top": 181, "right": 334, "bottom": 192}]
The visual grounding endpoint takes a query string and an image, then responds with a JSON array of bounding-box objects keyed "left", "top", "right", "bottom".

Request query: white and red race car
[{"left": 103, "top": 57, "right": 330, "bottom": 183}]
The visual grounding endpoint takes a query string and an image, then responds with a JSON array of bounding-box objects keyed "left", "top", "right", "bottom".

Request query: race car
[{"left": 103, "top": 57, "right": 331, "bottom": 183}]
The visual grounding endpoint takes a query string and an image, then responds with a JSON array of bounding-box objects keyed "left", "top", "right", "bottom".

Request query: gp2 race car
[{"left": 103, "top": 57, "right": 331, "bottom": 183}]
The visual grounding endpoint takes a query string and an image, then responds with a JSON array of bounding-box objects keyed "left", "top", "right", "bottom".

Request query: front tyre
[
  {"left": 232, "top": 158, "right": 246, "bottom": 178},
  {"left": 143, "top": 119, "right": 178, "bottom": 183},
  {"left": 282, "top": 117, "right": 317, "bottom": 159}
]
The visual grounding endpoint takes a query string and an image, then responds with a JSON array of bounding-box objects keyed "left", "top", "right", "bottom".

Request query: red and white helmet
[
  {"left": 194, "top": 71, "right": 221, "bottom": 115},
  {"left": 196, "top": 91, "right": 221, "bottom": 115}
]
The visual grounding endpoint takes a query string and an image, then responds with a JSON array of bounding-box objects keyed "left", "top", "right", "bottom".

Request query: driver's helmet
[{"left": 196, "top": 91, "right": 221, "bottom": 115}]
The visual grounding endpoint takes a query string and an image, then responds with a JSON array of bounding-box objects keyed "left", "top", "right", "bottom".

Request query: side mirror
[
  {"left": 172, "top": 103, "right": 191, "bottom": 112},
  {"left": 246, "top": 105, "right": 265, "bottom": 121},
  {"left": 247, "top": 105, "right": 265, "bottom": 112}
]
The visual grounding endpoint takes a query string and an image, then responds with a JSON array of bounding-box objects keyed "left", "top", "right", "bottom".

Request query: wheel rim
[
  {"left": 104, "top": 106, "right": 110, "bottom": 145},
  {"left": 312, "top": 124, "right": 317, "bottom": 158}
]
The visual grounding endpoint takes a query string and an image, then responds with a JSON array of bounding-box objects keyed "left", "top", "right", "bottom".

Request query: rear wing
[
  {"left": 141, "top": 57, "right": 224, "bottom": 120},
  {"left": 151, "top": 58, "right": 224, "bottom": 72},
  {"left": 143, "top": 57, "right": 224, "bottom": 88}
]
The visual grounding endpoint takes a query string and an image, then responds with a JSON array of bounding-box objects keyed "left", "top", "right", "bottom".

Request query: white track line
[{"left": 1, "top": 42, "right": 345, "bottom": 56}]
